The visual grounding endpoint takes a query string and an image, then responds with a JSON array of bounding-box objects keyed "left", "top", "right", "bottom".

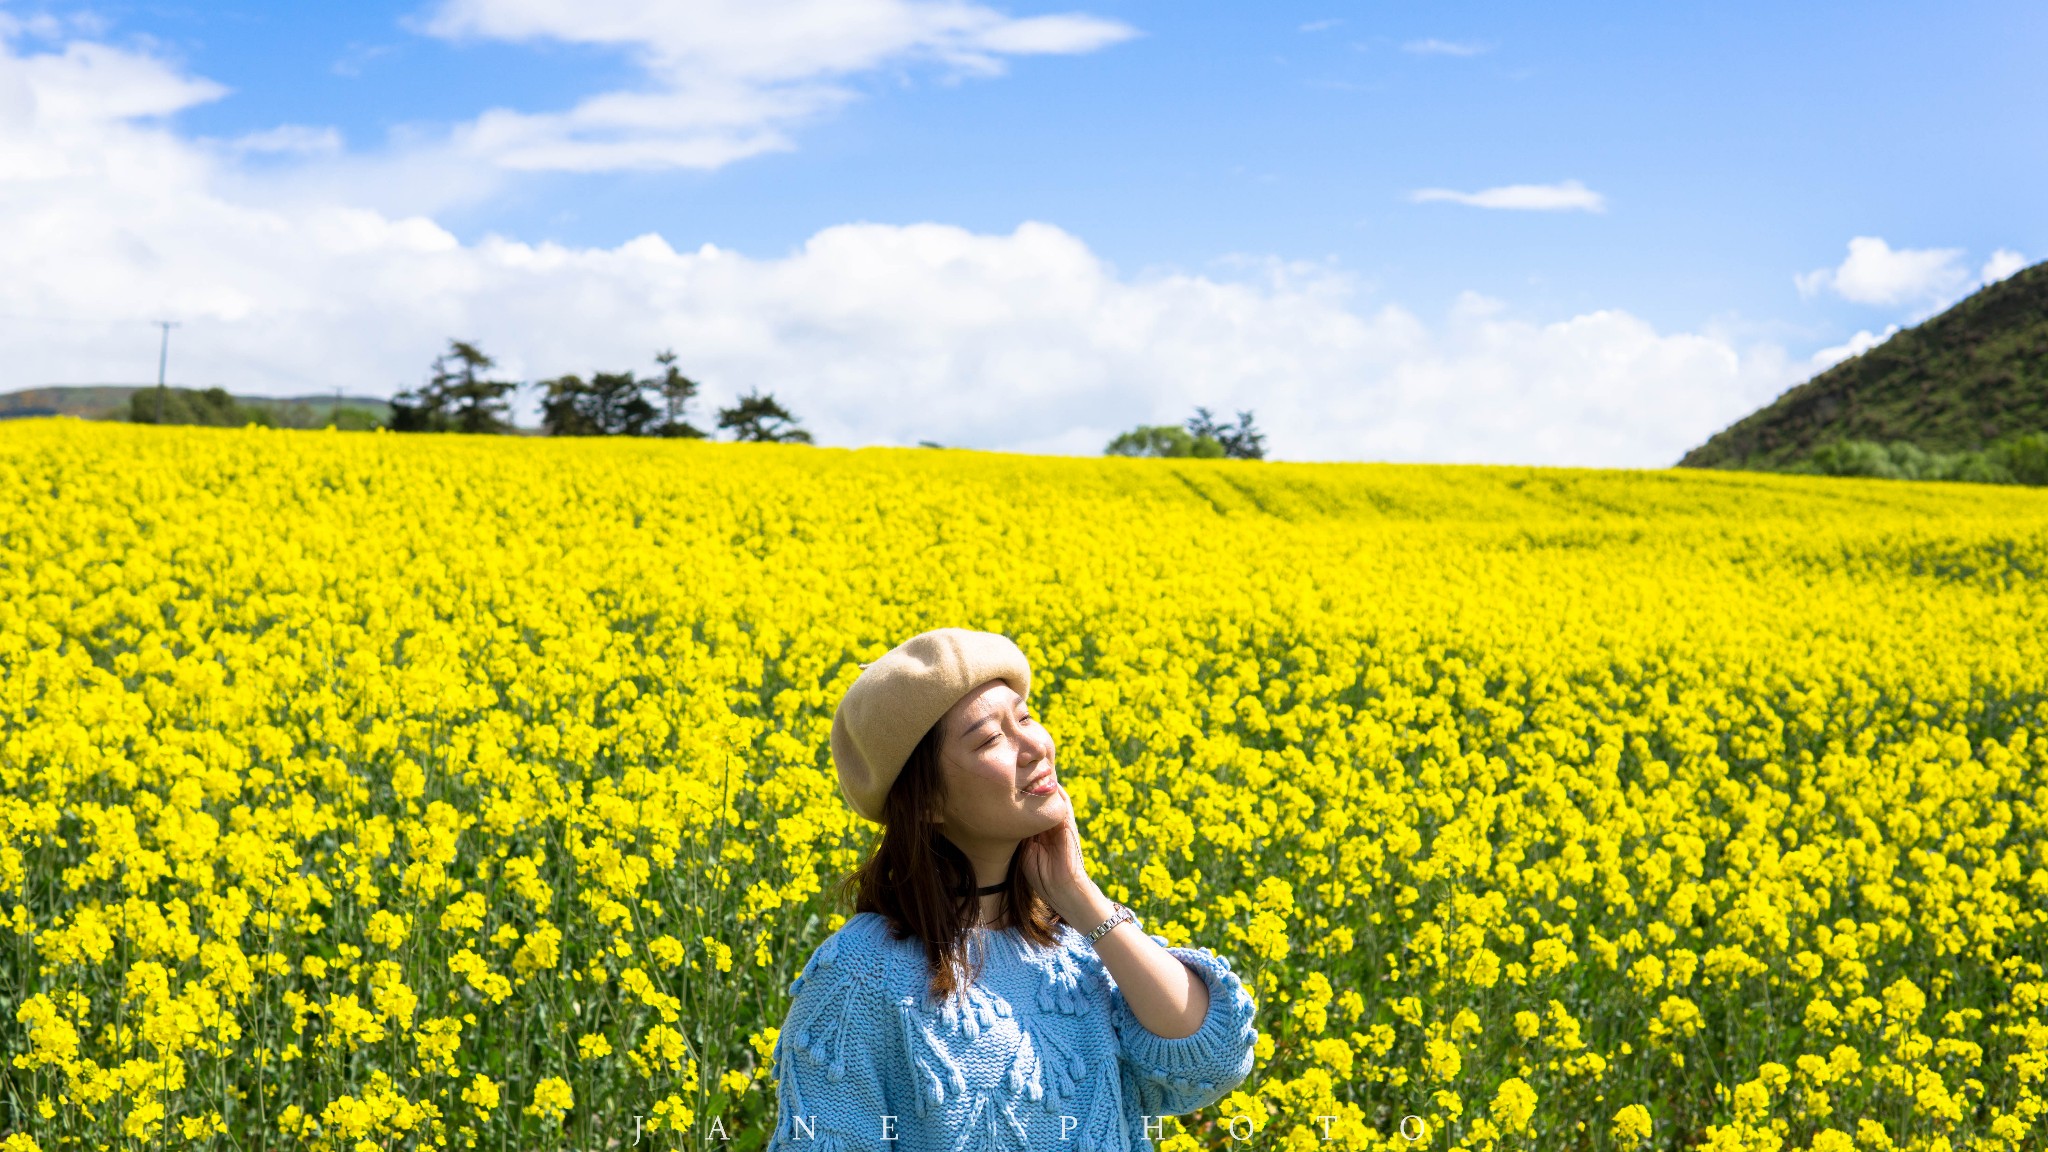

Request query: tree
[
  {"left": 1105, "top": 424, "right": 1225, "bottom": 458},
  {"left": 1186, "top": 406, "right": 1267, "bottom": 460},
  {"left": 718, "top": 389, "right": 813, "bottom": 443},
  {"left": 537, "top": 374, "right": 601, "bottom": 436},
  {"left": 1993, "top": 431, "right": 2048, "bottom": 485},
  {"left": 539, "top": 352, "right": 707, "bottom": 437},
  {"left": 651, "top": 350, "right": 708, "bottom": 439},
  {"left": 592, "top": 371, "right": 659, "bottom": 436},
  {"left": 386, "top": 377, "right": 444, "bottom": 432},
  {"left": 130, "top": 386, "right": 270, "bottom": 428},
  {"left": 441, "top": 341, "right": 520, "bottom": 434},
  {"left": 1107, "top": 407, "right": 1268, "bottom": 459},
  {"left": 539, "top": 370, "right": 657, "bottom": 436},
  {"left": 390, "top": 340, "right": 520, "bottom": 434}
]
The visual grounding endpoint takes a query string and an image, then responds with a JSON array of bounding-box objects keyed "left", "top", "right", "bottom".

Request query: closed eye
[{"left": 979, "top": 708, "right": 1032, "bottom": 748}]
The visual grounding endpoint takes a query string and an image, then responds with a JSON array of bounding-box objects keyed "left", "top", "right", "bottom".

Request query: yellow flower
[
  {"left": 632, "top": 1024, "right": 690, "bottom": 1076},
  {"left": 440, "top": 892, "right": 488, "bottom": 935},
  {"left": 461, "top": 1073, "right": 501, "bottom": 1116},
  {"left": 525, "top": 1076, "right": 574, "bottom": 1124},
  {"left": 415, "top": 1016, "right": 463, "bottom": 1075},
  {"left": 648, "top": 1093, "right": 694, "bottom": 1132},
  {"left": 1424, "top": 1038, "right": 1461, "bottom": 1082},
  {"left": 365, "top": 910, "right": 410, "bottom": 950},
  {"left": 8, "top": 422, "right": 2047, "bottom": 1150},
  {"left": 513, "top": 923, "right": 563, "bottom": 975},
  {"left": 323, "top": 992, "right": 387, "bottom": 1049},
  {"left": 1242, "top": 910, "right": 1290, "bottom": 962},
  {"left": 1310, "top": 1037, "right": 1352, "bottom": 1077},
  {"left": 648, "top": 935, "right": 686, "bottom": 969},
  {"left": 1488, "top": 1077, "right": 1537, "bottom": 1135},
  {"left": 1610, "top": 1103, "right": 1652, "bottom": 1146}
]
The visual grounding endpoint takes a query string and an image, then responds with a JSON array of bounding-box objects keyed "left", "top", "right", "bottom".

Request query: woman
[{"left": 766, "top": 628, "right": 1259, "bottom": 1152}]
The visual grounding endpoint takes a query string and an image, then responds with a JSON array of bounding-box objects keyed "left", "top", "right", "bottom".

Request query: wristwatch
[{"left": 1084, "top": 902, "right": 1139, "bottom": 944}]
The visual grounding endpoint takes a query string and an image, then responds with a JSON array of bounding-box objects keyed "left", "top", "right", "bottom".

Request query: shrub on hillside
[
  {"left": 1800, "top": 431, "right": 2048, "bottom": 485},
  {"left": 130, "top": 386, "right": 271, "bottom": 427},
  {"left": 1991, "top": 431, "right": 2048, "bottom": 485}
]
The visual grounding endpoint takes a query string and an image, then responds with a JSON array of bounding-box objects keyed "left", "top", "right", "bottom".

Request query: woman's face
[{"left": 932, "top": 679, "right": 1065, "bottom": 842}]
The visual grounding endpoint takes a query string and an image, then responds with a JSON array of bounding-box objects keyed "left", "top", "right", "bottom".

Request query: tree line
[
  {"left": 388, "top": 340, "right": 812, "bottom": 443},
  {"left": 128, "top": 338, "right": 1270, "bottom": 459},
  {"left": 1105, "top": 407, "right": 1266, "bottom": 459},
  {"left": 390, "top": 339, "right": 1267, "bottom": 458},
  {"left": 1800, "top": 431, "right": 2048, "bottom": 485}
]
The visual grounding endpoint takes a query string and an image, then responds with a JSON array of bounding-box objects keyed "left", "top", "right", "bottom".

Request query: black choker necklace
[{"left": 969, "top": 874, "right": 1010, "bottom": 896}]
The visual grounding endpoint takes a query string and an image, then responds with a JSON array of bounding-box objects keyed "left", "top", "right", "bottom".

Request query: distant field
[{"left": 4, "top": 420, "right": 2048, "bottom": 1151}]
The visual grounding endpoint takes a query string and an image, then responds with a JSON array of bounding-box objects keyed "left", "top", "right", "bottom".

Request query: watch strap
[{"left": 1084, "top": 902, "right": 1136, "bottom": 944}]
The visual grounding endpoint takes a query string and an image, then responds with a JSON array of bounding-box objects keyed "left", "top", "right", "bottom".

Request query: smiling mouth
[{"left": 1020, "top": 771, "right": 1056, "bottom": 796}]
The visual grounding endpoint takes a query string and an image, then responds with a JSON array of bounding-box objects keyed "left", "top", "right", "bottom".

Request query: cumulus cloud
[
  {"left": 1402, "top": 38, "right": 1490, "bottom": 56},
  {"left": 413, "top": 0, "right": 1138, "bottom": 172},
  {"left": 0, "top": 30, "right": 1798, "bottom": 467},
  {"left": 1795, "top": 236, "right": 1968, "bottom": 307},
  {"left": 1796, "top": 237, "right": 2033, "bottom": 321},
  {"left": 1409, "top": 180, "right": 1606, "bottom": 213},
  {"left": 1980, "top": 248, "right": 2028, "bottom": 285},
  {"left": 1808, "top": 325, "right": 1899, "bottom": 373}
]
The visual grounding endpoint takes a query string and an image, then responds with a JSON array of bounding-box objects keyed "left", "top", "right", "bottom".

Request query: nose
[{"left": 1020, "top": 722, "right": 1053, "bottom": 762}]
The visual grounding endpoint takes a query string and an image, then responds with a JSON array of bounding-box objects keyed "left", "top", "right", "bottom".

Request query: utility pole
[{"left": 153, "top": 321, "right": 179, "bottom": 424}]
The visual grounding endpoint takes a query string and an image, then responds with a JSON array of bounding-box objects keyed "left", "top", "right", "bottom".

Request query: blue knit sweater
[{"left": 766, "top": 911, "right": 1260, "bottom": 1152}]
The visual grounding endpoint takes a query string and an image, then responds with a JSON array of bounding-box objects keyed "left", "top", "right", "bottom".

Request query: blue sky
[{"left": 2, "top": 1, "right": 2041, "bottom": 463}]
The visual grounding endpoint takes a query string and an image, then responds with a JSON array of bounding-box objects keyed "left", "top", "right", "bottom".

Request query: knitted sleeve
[
  {"left": 766, "top": 928, "right": 901, "bottom": 1152},
  {"left": 1105, "top": 934, "right": 1260, "bottom": 1117}
]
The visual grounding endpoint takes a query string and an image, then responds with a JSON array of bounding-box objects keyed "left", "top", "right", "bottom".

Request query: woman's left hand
[{"left": 1020, "top": 784, "right": 1100, "bottom": 914}]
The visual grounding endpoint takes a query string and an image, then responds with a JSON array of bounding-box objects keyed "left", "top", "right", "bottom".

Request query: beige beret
[{"left": 830, "top": 628, "right": 1032, "bottom": 823}]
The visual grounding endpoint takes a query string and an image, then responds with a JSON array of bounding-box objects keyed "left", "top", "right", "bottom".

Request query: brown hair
[{"left": 837, "top": 718, "right": 1064, "bottom": 1003}]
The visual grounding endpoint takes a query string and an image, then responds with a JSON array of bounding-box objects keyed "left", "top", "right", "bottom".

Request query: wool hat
[{"left": 830, "top": 628, "right": 1032, "bottom": 823}]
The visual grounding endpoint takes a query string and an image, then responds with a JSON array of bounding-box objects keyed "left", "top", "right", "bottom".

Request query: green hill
[
  {"left": 1679, "top": 258, "right": 2048, "bottom": 470},
  {"left": 0, "top": 385, "right": 391, "bottom": 429}
]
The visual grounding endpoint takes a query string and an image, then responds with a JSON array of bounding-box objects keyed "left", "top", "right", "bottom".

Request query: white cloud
[
  {"left": 1797, "top": 236, "right": 2032, "bottom": 317},
  {"left": 1299, "top": 19, "right": 1342, "bottom": 33},
  {"left": 414, "top": 0, "right": 1137, "bottom": 172},
  {"left": 0, "top": 30, "right": 1798, "bottom": 467},
  {"left": 0, "top": 8, "right": 110, "bottom": 42},
  {"left": 1981, "top": 248, "right": 2028, "bottom": 285},
  {"left": 1795, "top": 236, "right": 1967, "bottom": 307},
  {"left": 1807, "top": 324, "right": 1898, "bottom": 373},
  {"left": 1402, "top": 38, "right": 1490, "bottom": 57},
  {"left": 1409, "top": 180, "right": 1606, "bottom": 213},
  {"left": 226, "top": 125, "right": 345, "bottom": 156}
]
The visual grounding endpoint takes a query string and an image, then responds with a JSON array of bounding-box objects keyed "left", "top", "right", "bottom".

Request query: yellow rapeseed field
[{"left": 4, "top": 419, "right": 2048, "bottom": 1152}]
